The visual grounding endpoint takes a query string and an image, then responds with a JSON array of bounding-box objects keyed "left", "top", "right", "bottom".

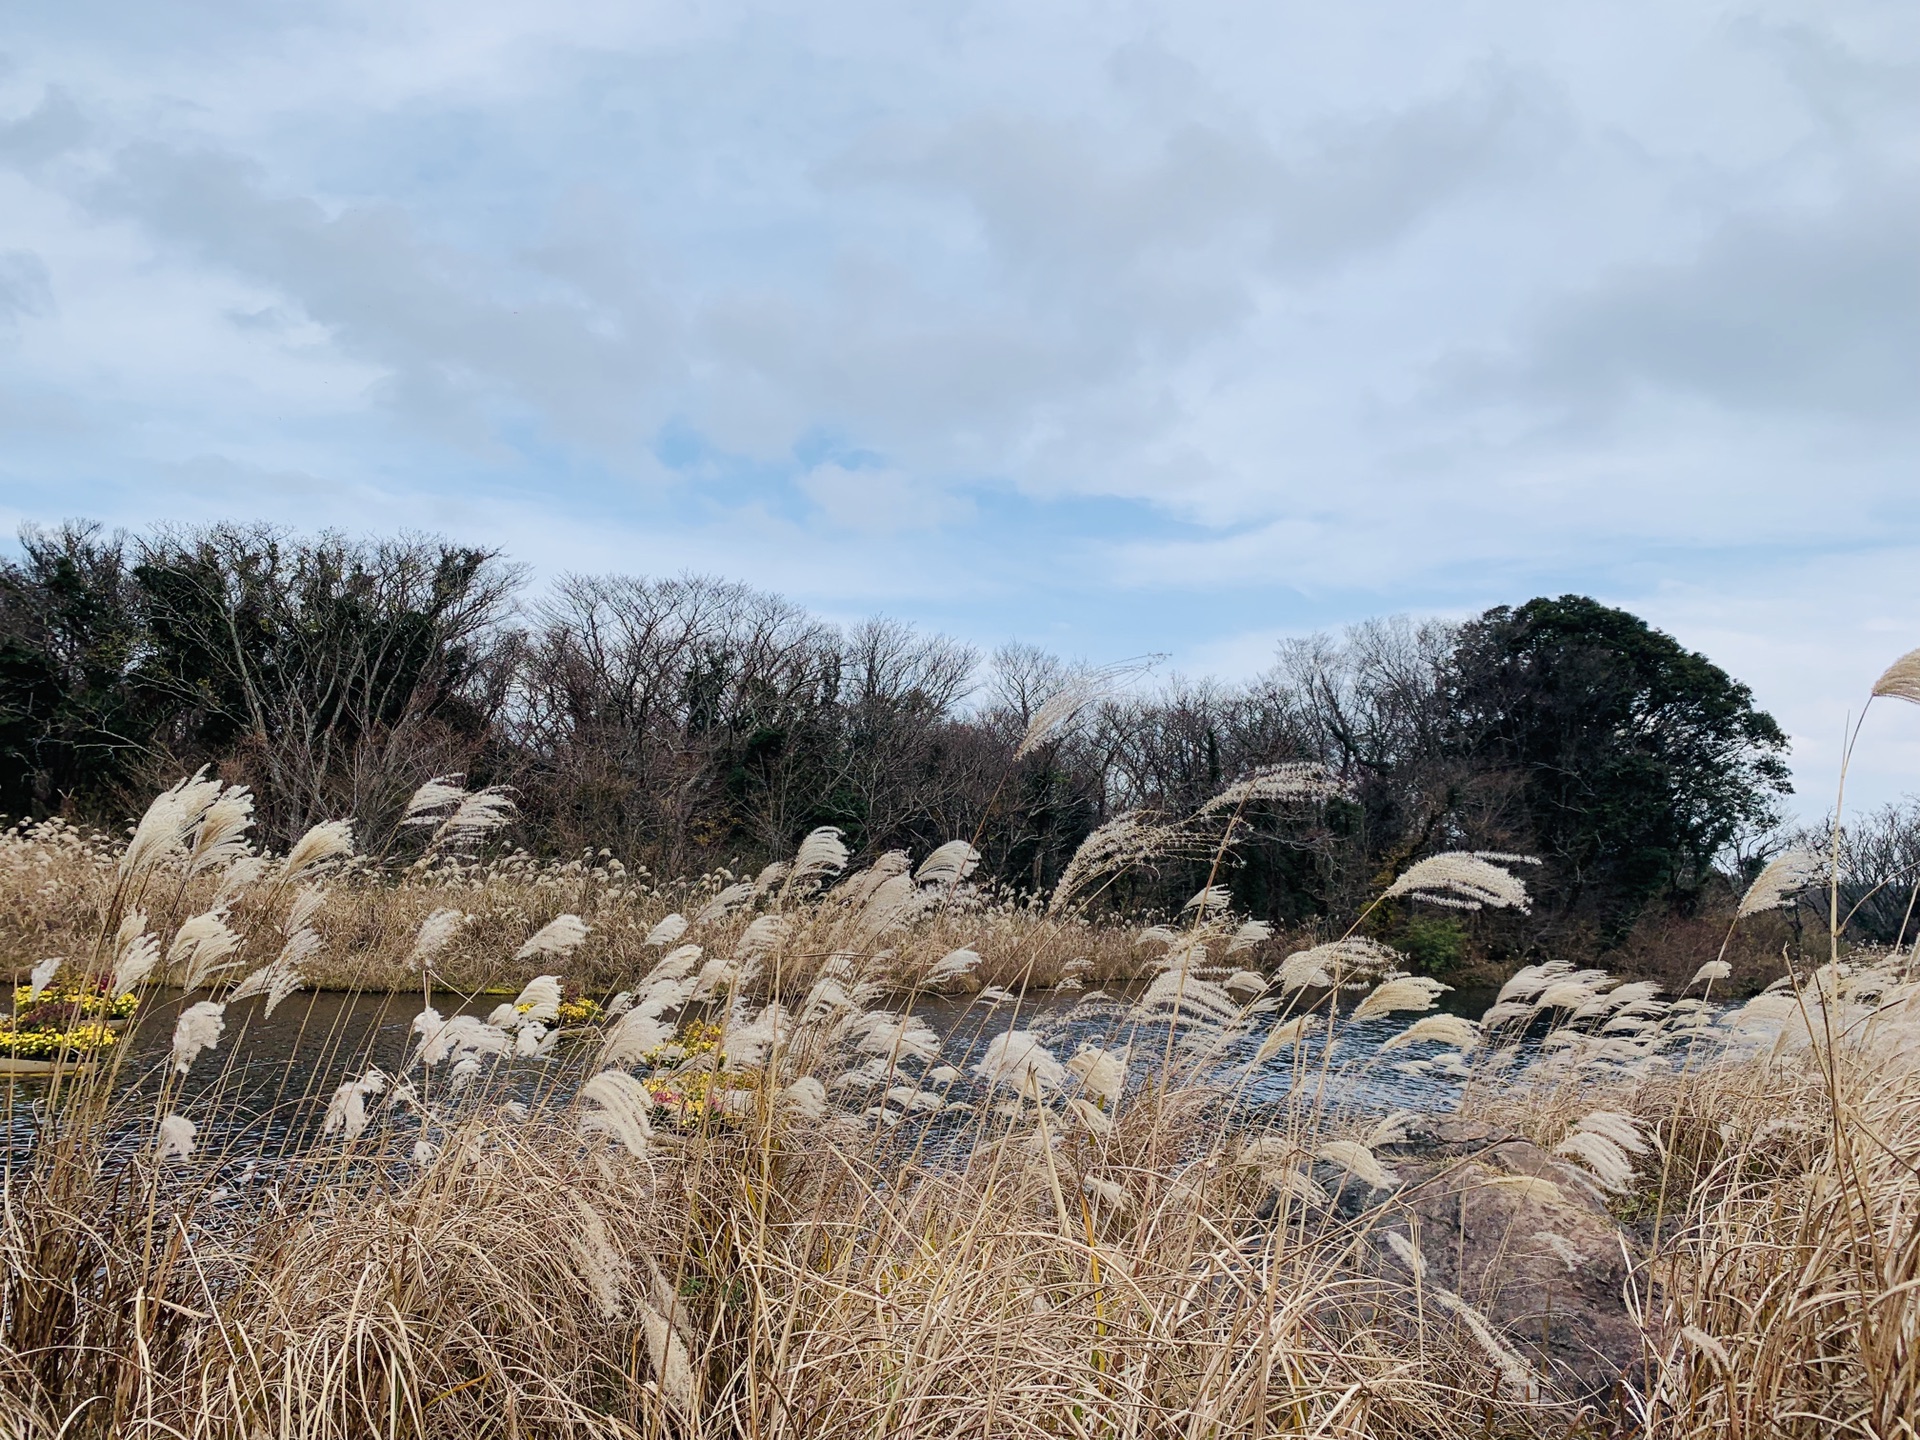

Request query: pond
[{"left": 4, "top": 980, "right": 1501, "bottom": 1176}]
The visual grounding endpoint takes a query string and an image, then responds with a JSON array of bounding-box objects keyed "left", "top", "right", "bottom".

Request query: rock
[{"left": 1374, "top": 1130, "right": 1642, "bottom": 1398}]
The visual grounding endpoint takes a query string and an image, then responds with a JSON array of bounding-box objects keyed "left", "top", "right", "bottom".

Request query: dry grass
[{"left": 3, "top": 765, "right": 1918, "bottom": 1438}]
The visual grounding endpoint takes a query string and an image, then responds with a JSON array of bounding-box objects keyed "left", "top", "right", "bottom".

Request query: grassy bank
[{"left": 4, "top": 744, "right": 1919, "bottom": 1436}]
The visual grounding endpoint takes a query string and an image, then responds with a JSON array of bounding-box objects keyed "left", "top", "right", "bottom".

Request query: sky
[{"left": 1, "top": 1, "right": 1917, "bottom": 814}]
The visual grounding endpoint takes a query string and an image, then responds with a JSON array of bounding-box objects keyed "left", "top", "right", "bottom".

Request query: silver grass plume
[
  {"left": 785, "top": 826, "right": 850, "bottom": 892},
  {"left": 693, "top": 881, "right": 754, "bottom": 926},
  {"left": 211, "top": 855, "right": 266, "bottom": 909},
  {"left": 1252, "top": 1014, "right": 1314, "bottom": 1064},
  {"left": 1385, "top": 851, "right": 1535, "bottom": 911},
  {"left": 1066, "top": 1043, "right": 1127, "bottom": 1104},
  {"left": 733, "top": 914, "right": 789, "bottom": 961},
  {"left": 1226, "top": 919, "right": 1272, "bottom": 954},
  {"left": 27, "top": 957, "right": 60, "bottom": 995},
  {"left": 112, "top": 929, "right": 160, "bottom": 995},
  {"left": 229, "top": 929, "right": 318, "bottom": 1016},
  {"left": 284, "top": 884, "right": 326, "bottom": 935},
  {"left": 856, "top": 873, "right": 917, "bottom": 940},
  {"left": 924, "top": 948, "right": 982, "bottom": 987},
  {"left": 752, "top": 860, "right": 790, "bottom": 895},
  {"left": 1351, "top": 975, "right": 1450, "bottom": 1022},
  {"left": 514, "top": 974, "right": 564, "bottom": 1024},
  {"left": 515, "top": 913, "right": 589, "bottom": 963},
  {"left": 1737, "top": 847, "right": 1823, "bottom": 918},
  {"left": 411, "top": 1009, "right": 512, "bottom": 1068},
  {"left": 1182, "top": 884, "right": 1232, "bottom": 916},
  {"left": 1688, "top": 959, "right": 1731, "bottom": 987},
  {"left": 1013, "top": 658, "right": 1151, "bottom": 759},
  {"left": 579, "top": 1071, "right": 654, "bottom": 1157},
  {"left": 1871, "top": 645, "right": 1920, "bottom": 705},
  {"left": 1380, "top": 1013, "right": 1480, "bottom": 1052},
  {"left": 156, "top": 1114, "right": 197, "bottom": 1162},
  {"left": 185, "top": 785, "right": 254, "bottom": 874},
  {"left": 282, "top": 819, "right": 354, "bottom": 882},
  {"left": 321, "top": 1068, "right": 388, "bottom": 1141},
  {"left": 1049, "top": 811, "right": 1188, "bottom": 914},
  {"left": 644, "top": 913, "right": 689, "bottom": 947},
  {"left": 973, "top": 1030, "right": 1066, "bottom": 1096},
  {"left": 1276, "top": 937, "right": 1401, "bottom": 993},
  {"left": 167, "top": 912, "right": 242, "bottom": 990},
  {"left": 1384, "top": 1235, "right": 1538, "bottom": 1398},
  {"left": 777, "top": 1076, "right": 829, "bottom": 1121},
  {"left": 1316, "top": 1139, "right": 1397, "bottom": 1190},
  {"left": 403, "top": 775, "right": 468, "bottom": 821},
  {"left": 170, "top": 1001, "right": 227, "bottom": 1074},
  {"left": 914, "top": 839, "right": 981, "bottom": 889},
  {"left": 829, "top": 850, "right": 910, "bottom": 905},
  {"left": 643, "top": 944, "right": 704, "bottom": 983},
  {"left": 1199, "top": 761, "right": 1341, "bottom": 814},
  {"left": 409, "top": 908, "right": 466, "bottom": 970},
  {"left": 122, "top": 770, "right": 224, "bottom": 878}
]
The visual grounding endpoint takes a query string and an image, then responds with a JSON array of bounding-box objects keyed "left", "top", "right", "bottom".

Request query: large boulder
[{"left": 1371, "top": 1117, "right": 1644, "bottom": 1397}]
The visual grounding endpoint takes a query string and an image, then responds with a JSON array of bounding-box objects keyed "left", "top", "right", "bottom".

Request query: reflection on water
[{"left": 6, "top": 981, "right": 1501, "bottom": 1177}]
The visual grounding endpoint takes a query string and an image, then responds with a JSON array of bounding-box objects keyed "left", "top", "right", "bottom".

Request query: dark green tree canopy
[{"left": 1444, "top": 595, "right": 1792, "bottom": 931}]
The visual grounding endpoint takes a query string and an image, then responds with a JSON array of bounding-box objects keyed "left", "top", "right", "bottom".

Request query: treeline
[{"left": 1, "top": 521, "right": 1796, "bottom": 951}]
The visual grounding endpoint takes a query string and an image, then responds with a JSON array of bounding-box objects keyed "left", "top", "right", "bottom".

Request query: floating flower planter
[{"left": 4, "top": 980, "right": 133, "bottom": 1074}]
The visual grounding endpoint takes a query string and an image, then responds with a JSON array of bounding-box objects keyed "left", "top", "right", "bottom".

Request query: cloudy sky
[{"left": 2, "top": 1, "right": 1916, "bottom": 811}]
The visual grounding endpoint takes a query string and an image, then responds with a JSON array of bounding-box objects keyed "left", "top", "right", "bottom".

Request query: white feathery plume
[
  {"left": 1222, "top": 970, "right": 1267, "bottom": 997},
  {"left": 321, "top": 1068, "right": 388, "bottom": 1141},
  {"left": 513, "top": 975, "right": 564, "bottom": 1025},
  {"left": 186, "top": 785, "right": 255, "bottom": 874},
  {"left": 1555, "top": 1130, "right": 1637, "bottom": 1192},
  {"left": 1385, "top": 852, "right": 1534, "bottom": 912},
  {"left": 1132, "top": 964, "right": 1243, "bottom": 1030},
  {"left": 915, "top": 840, "right": 981, "bottom": 889},
  {"left": 1870, "top": 646, "right": 1920, "bottom": 705},
  {"left": 1082, "top": 1174, "right": 1132, "bottom": 1212},
  {"left": 1014, "top": 658, "right": 1150, "bottom": 759},
  {"left": 1572, "top": 1110, "right": 1649, "bottom": 1155},
  {"left": 1066, "top": 1043, "right": 1128, "bottom": 1104},
  {"left": 515, "top": 914, "right": 589, "bottom": 963},
  {"left": 924, "top": 948, "right": 982, "bottom": 987},
  {"left": 1495, "top": 960, "right": 1570, "bottom": 1004},
  {"left": 403, "top": 775, "right": 469, "bottom": 821},
  {"left": 171, "top": 1001, "right": 227, "bottom": 1074},
  {"left": 113, "top": 931, "right": 160, "bottom": 994},
  {"left": 644, "top": 944, "right": 704, "bottom": 983},
  {"left": 1227, "top": 920, "right": 1273, "bottom": 954},
  {"left": 1065, "top": 1097, "right": 1113, "bottom": 1134},
  {"left": 122, "top": 770, "right": 223, "bottom": 878},
  {"left": 855, "top": 1013, "right": 942, "bottom": 1064},
  {"left": 1199, "top": 761, "right": 1341, "bottom": 814},
  {"left": 722, "top": 1003, "right": 789, "bottom": 1068},
  {"left": 1380, "top": 1013, "right": 1480, "bottom": 1052},
  {"left": 27, "top": 956, "right": 60, "bottom": 996},
  {"left": 1182, "top": 884, "right": 1232, "bottom": 916},
  {"left": 282, "top": 819, "right": 354, "bottom": 881},
  {"left": 1049, "top": 811, "right": 1189, "bottom": 914},
  {"left": 857, "top": 873, "right": 918, "bottom": 939},
  {"left": 409, "top": 908, "right": 466, "bottom": 969},
  {"left": 411, "top": 1010, "right": 511, "bottom": 1068},
  {"left": 644, "top": 913, "right": 689, "bottom": 948},
  {"left": 1277, "top": 938, "right": 1401, "bottom": 992},
  {"left": 1737, "top": 848, "right": 1823, "bottom": 918},
  {"left": 777, "top": 1075, "right": 829, "bottom": 1121},
  {"left": 1688, "top": 959, "right": 1732, "bottom": 987},
  {"left": 579, "top": 1071, "right": 654, "bottom": 1157},
  {"left": 437, "top": 786, "right": 516, "bottom": 848},
  {"left": 786, "top": 826, "right": 850, "bottom": 891},
  {"left": 167, "top": 911, "right": 242, "bottom": 990},
  {"left": 599, "top": 979, "right": 696, "bottom": 1066},
  {"left": 830, "top": 850, "right": 911, "bottom": 905},
  {"left": 752, "top": 860, "right": 790, "bottom": 895},
  {"left": 156, "top": 1114, "right": 197, "bottom": 1162},
  {"left": 1316, "top": 1139, "right": 1397, "bottom": 1190},
  {"left": 1428, "top": 1286, "right": 1541, "bottom": 1399},
  {"left": 228, "top": 929, "right": 318, "bottom": 1016},
  {"left": 693, "top": 881, "right": 754, "bottom": 926},
  {"left": 973, "top": 1030, "right": 1066, "bottom": 1096},
  {"left": 412, "top": 1140, "right": 439, "bottom": 1166},
  {"left": 211, "top": 855, "right": 266, "bottom": 909},
  {"left": 1352, "top": 975, "right": 1450, "bottom": 1022},
  {"left": 1252, "top": 1015, "right": 1314, "bottom": 1064},
  {"left": 734, "top": 914, "right": 789, "bottom": 960},
  {"left": 284, "top": 884, "right": 326, "bottom": 935}
]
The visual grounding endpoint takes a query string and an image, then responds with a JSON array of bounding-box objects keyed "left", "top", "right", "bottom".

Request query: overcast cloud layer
[{"left": 2, "top": 1, "right": 1917, "bottom": 811}]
